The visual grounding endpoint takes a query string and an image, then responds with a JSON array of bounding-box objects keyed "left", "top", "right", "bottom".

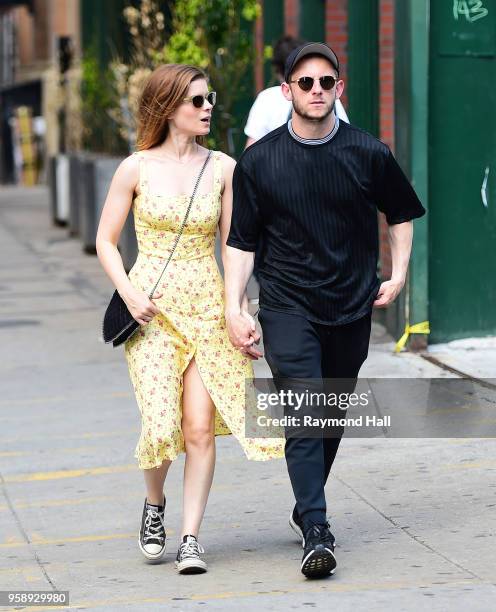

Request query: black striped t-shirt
[{"left": 227, "top": 121, "right": 426, "bottom": 325}]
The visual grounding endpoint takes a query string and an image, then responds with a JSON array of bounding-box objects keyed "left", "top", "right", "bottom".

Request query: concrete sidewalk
[{"left": 0, "top": 186, "right": 495, "bottom": 611}]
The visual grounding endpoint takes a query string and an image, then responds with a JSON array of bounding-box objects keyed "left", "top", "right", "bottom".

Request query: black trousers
[{"left": 258, "top": 307, "right": 372, "bottom": 530}]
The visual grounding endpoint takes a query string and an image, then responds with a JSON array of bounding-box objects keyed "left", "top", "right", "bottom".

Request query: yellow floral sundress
[{"left": 124, "top": 150, "right": 284, "bottom": 469}]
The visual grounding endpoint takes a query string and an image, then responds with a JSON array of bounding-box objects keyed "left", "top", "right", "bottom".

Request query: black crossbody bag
[{"left": 102, "top": 150, "right": 212, "bottom": 347}]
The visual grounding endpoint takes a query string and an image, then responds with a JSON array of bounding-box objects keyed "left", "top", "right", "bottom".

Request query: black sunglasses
[
  {"left": 182, "top": 91, "right": 217, "bottom": 108},
  {"left": 289, "top": 76, "right": 337, "bottom": 92}
]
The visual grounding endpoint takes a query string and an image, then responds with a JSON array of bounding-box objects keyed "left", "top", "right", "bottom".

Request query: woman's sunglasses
[
  {"left": 182, "top": 91, "right": 217, "bottom": 108},
  {"left": 289, "top": 76, "right": 337, "bottom": 92}
]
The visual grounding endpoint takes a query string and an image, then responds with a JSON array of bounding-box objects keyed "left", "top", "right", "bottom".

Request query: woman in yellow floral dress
[{"left": 96, "top": 64, "right": 283, "bottom": 574}]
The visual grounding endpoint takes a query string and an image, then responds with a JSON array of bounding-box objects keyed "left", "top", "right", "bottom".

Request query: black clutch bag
[
  {"left": 102, "top": 290, "right": 140, "bottom": 347},
  {"left": 102, "top": 150, "right": 212, "bottom": 347}
]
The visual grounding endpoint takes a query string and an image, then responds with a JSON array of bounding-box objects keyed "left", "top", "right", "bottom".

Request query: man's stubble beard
[{"left": 292, "top": 98, "right": 336, "bottom": 123}]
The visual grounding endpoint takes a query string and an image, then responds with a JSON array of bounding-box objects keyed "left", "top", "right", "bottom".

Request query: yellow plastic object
[{"left": 395, "top": 321, "right": 430, "bottom": 353}]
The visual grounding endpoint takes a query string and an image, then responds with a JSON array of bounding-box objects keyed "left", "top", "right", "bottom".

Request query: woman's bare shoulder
[
  {"left": 118, "top": 152, "right": 140, "bottom": 171},
  {"left": 113, "top": 153, "right": 140, "bottom": 190},
  {"left": 215, "top": 150, "right": 236, "bottom": 173}
]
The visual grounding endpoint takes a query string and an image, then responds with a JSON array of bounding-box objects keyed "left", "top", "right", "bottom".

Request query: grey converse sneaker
[
  {"left": 138, "top": 496, "right": 166, "bottom": 561},
  {"left": 175, "top": 534, "right": 207, "bottom": 574}
]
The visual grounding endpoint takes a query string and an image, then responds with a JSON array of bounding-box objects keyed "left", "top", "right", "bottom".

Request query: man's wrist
[{"left": 225, "top": 306, "right": 241, "bottom": 317}]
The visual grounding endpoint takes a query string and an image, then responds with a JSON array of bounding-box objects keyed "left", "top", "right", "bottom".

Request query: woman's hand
[
  {"left": 122, "top": 288, "right": 163, "bottom": 325},
  {"left": 225, "top": 308, "right": 263, "bottom": 359}
]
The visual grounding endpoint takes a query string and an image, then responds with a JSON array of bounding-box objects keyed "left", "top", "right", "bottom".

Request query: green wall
[
  {"left": 347, "top": 0, "right": 379, "bottom": 136},
  {"left": 300, "top": 0, "right": 325, "bottom": 43},
  {"left": 263, "top": 0, "right": 284, "bottom": 87}
]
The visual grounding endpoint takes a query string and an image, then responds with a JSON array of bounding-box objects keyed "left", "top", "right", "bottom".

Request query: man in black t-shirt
[{"left": 224, "top": 42, "right": 425, "bottom": 579}]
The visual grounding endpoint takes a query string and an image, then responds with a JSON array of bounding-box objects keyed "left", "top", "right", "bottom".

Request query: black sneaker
[
  {"left": 290, "top": 507, "right": 337, "bottom": 548},
  {"left": 289, "top": 506, "right": 304, "bottom": 546},
  {"left": 175, "top": 534, "right": 207, "bottom": 574},
  {"left": 301, "top": 523, "right": 337, "bottom": 578},
  {"left": 138, "top": 496, "right": 166, "bottom": 561}
]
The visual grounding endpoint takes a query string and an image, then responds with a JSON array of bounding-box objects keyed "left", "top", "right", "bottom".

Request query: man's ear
[
  {"left": 335, "top": 79, "right": 345, "bottom": 101},
  {"left": 281, "top": 82, "right": 293, "bottom": 102}
]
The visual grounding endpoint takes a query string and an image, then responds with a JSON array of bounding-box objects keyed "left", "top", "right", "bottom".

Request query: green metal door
[
  {"left": 300, "top": 0, "right": 326, "bottom": 43},
  {"left": 347, "top": 0, "right": 379, "bottom": 135},
  {"left": 429, "top": 0, "right": 496, "bottom": 342}
]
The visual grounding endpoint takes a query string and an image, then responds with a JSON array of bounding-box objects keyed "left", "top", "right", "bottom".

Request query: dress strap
[
  {"left": 133, "top": 151, "right": 149, "bottom": 195},
  {"left": 212, "top": 151, "right": 223, "bottom": 198}
]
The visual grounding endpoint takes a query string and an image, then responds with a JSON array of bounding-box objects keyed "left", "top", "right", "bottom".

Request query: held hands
[
  {"left": 225, "top": 309, "right": 263, "bottom": 360},
  {"left": 123, "top": 287, "right": 163, "bottom": 325},
  {"left": 373, "top": 278, "right": 405, "bottom": 308}
]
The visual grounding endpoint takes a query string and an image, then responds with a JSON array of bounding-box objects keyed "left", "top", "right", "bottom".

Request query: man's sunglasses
[
  {"left": 289, "top": 76, "right": 337, "bottom": 92},
  {"left": 182, "top": 91, "right": 217, "bottom": 108}
]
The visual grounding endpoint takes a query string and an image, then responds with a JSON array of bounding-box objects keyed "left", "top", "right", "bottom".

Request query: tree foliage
[
  {"left": 164, "top": 0, "right": 260, "bottom": 152},
  {"left": 94, "top": 0, "right": 260, "bottom": 154},
  {"left": 81, "top": 48, "right": 128, "bottom": 154}
]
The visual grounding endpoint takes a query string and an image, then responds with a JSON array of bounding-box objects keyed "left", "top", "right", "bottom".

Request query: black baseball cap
[{"left": 284, "top": 42, "right": 340, "bottom": 83}]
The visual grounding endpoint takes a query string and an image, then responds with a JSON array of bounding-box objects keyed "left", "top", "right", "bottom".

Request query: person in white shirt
[{"left": 245, "top": 36, "right": 349, "bottom": 147}]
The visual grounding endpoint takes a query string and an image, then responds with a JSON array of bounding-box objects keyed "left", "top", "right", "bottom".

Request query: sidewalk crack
[
  {"left": 0, "top": 471, "right": 58, "bottom": 590},
  {"left": 333, "top": 474, "right": 489, "bottom": 584}
]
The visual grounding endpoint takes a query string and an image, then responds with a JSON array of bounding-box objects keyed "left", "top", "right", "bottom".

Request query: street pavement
[{"left": 0, "top": 186, "right": 495, "bottom": 611}]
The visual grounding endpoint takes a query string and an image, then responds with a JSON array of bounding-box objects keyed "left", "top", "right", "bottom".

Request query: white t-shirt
[{"left": 244, "top": 85, "right": 349, "bottom": 140}]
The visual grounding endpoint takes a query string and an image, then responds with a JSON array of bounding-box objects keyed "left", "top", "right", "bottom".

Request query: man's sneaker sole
[
  {"left": 138, "top": 530, "right": 166, "bottom": 562},
  {"left": 175, "top": 558, "right": 207, "bottom": 574},
  {"left": 289, "top": 510, "right": 304, "bottom": 547},
  {"left": 301, "top": 547, "right": 337, "bottom": 578}
]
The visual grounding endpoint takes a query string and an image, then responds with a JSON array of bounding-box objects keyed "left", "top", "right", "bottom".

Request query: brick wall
[
  {"left": 325, "top": 0, "right": 348, "bottom": 108},
  {"left": 285, "top": 0, "right": 300, "bottom": 37},
  {"left": 379, "top": 0, "right": 395, "bottom": 150},
  {"left": 33, "top": 0, "right": 50, "bottom": 63},
  {"left": 378, "top": 0, "right": 395, "bottom": 280}
]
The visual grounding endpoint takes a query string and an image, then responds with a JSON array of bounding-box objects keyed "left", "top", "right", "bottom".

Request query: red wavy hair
[{"left": 136, "top": 63, "right": 207, "bottom": 150}]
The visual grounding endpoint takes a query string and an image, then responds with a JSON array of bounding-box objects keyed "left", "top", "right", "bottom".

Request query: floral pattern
[{"left": 124, "top": 151, "right": 284, "bottom": 469}]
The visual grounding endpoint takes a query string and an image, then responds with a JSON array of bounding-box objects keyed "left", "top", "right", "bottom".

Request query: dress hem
[{"left": 135, "top": 428, "right": 284, "bottom": 469}]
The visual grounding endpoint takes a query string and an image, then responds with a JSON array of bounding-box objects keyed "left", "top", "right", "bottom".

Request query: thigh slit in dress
[{"left": 124, "top": 151, "right": 284, "bottom": 469}]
